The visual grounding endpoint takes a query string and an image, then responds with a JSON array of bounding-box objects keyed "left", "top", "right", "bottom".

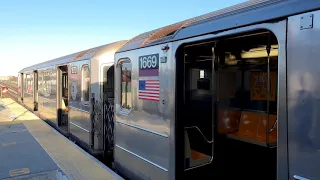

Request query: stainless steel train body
[
  {"left": 18, "top": 41, "right": 127, "bottom": 156},
  {"left": 17, "top": 0, "right": 320, "bottom": 179},
  {"left": 114, "top": 0, "right": 320, "bottom": 180}
]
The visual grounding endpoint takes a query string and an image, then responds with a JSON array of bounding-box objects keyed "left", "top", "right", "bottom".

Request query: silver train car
[
  {"left": 18, "top": 41, "right": 127, "bottom": 160},
  {"left": 18, "top": 0, "right": 320, "bottom": 179}
]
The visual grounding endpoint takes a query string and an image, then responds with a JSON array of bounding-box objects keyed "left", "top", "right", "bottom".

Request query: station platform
[{"left": 0, "top": 98, "right": 123, "bottom": 180}]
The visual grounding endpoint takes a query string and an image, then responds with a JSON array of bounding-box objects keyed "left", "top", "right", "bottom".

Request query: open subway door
[
  {"left": 176, "top": 24, "right": 285, "bottom": 179},
  {"left": 180, "top": 42, "right": 216, "bottom": 175}
]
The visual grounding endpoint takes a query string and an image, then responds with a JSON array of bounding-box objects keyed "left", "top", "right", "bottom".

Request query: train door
[
  {"left": 176, "top": 41, "right": 215, "bottom": 179},
  {"left": 57, "top": 65, "right": 69, "bottom": 132},
  {"left": 176, "top": 22, "right": 287, "bottom": 180},
  {"left": 33, "top": 70, "right": 38, "bottom": 111},
  {"left": 19, "top": 73, "right": 24, "bottom": 103},
  {"left": 101, "top": 64, "right": 115, "bottom": 165}
]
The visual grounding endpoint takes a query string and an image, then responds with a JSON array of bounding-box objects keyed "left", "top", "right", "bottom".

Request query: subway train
[{"left": 18, "top": 0, "right": 320, "bottom": 179}]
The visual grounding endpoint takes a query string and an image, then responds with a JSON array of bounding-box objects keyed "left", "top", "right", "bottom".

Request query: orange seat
[
  {"left": 184, "top": 130, "right": 211, "bottom": 169},
  {"left": 230, "top": 111, "right": 277, "bottom": 146},
  {"left": 191, "top": 150, "right": 209, "bottom": 160},
  {"left": 256, "top": 114, "right": 277, "bottom": 144},
  {"left": 232, "top": 111, "right": 260, "bottom": 140},
  {"left": 217, "top": 108, "right": 241, "bottom": 134}
]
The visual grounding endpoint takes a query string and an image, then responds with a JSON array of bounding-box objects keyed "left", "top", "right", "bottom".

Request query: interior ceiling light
[{"left": 241, "top": 45, "right": 278, "bottom": 59}]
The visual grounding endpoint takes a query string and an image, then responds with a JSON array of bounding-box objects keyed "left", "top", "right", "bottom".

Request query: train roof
[
  {"left": 117, "top": 0, "right": 320, "bottom": 53},
  {"left": 19, "top": 40, "right": 127, "bottom": 73}
]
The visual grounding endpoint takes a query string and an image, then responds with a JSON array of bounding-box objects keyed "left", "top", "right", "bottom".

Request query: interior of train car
[
  {"left": 58, "top": 65, "right": 69, "bottom": 132},
  {"left": 176, "top": 30, "right": 278, "bottom": 179}
]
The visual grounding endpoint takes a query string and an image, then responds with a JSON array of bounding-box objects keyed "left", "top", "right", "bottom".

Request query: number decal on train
[{"left": 139, "top": 54, "right": 159, "bottom": 77}]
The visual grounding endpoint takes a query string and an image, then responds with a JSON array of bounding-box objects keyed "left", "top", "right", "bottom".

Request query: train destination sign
[{"left": 139, "top": 54, "right": 159, "bottom": 77}]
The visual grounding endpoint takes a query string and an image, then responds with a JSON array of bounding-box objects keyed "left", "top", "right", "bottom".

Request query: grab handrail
[
  {"left": 184, "top": 126, "right": 213, "bottom": 171},
  {"left": 268, "top": 119, "right": 277, "bottom": 133},
  {"left": 184, "top": 126, "right": 213, "bottom": 144}
]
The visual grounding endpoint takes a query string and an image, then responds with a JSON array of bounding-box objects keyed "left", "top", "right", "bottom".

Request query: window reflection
[
  {"left": 103, "top": 65, "right": 114, "bottom": 99},
  {"left": 82, "top": 65, "right": 90, "bottom": 103},
  {"left": 121, "top": 63, "right": 132, "bottom": 109},
  {"left": 25, "top": 74, "right": 33, "bottom": 94}
]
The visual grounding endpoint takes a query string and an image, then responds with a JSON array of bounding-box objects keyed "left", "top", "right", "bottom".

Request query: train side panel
[
  {"left": 287, "top": 10, "right": 320, "bottom": 180},
  {"left": 114, "top": 43, "right": 174, "bottom": 180},
  {"left": 69, "top": 59, "right": 91, "bottom": 147}
]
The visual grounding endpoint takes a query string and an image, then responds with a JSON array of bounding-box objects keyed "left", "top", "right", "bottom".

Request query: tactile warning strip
[
  {"left": 23, "top": 120, "right": 119, "bottom": 180},
  {"left": 2, "top": 99, "right": 122, "bottom": 180}
]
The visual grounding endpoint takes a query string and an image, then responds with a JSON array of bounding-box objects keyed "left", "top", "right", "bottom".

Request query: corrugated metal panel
[
  {"left": 141, "top": 20, "right": 194, "bottom": 46},
  {"left": 189, "top": 0, "right": 287, "bottom": 26},
  {"left": 126, "top": 30, "right": 158, "bottom": 44},
  {"left": 119, "top": 0, "right": 290, "bottom": 51},
  {"left": 71, "top": 49, "right": 91, "bottom": 61}
]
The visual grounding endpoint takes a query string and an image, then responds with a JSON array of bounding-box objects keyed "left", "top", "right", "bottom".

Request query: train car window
[
  {"left": 120, "top": 62, "right": 132, "bottom": 109},
  {"left": 187, "top": 68, "right": 212, "bottom": 101},
  {"left": 102, "top": 65, "right": 114, "bottom": 99},
  {"left": 30, "top": 75, "right": 33, "bottom": 94},
  {"left": 62, "top": 73, "right": 68, "bottom": 98},
  {"left": 18, "top": 74, "right": 21, "bottom": 94},
  {"left": 200, "top": 70, "right": 205, "bottom": 78},
  {"left": 25, "top": 74, "right": 33, "bottom": 94},
  {"left": 24, "top": 74, "right": 28, "bottom": 93},
  {"left": 81, "top": 65, "right": 90, "bottom": 104},
  {"left": 34, "top": 72, "right": 38, "bottom": 92}
]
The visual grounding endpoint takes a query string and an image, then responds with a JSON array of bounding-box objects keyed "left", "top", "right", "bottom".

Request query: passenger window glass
[
  {"left": 25, "top": 74, "right": 33, "bottom": 94},
  {"left": 103, "top": 66, "right": 110, "bottom": 89},
  {"left": 24, "top": 74, "right": 28, "bottom": 93},
  {"left": 200, "top": 70, "right": 205, "bottom": 78},
  {"left": 35, "top": 73, "right": 38, "bottom": 91},
  {"left": 82, "top": 65, "right": 90, "bottom": 103},
  {"left": 187, "top": 68, "right": 212, "bottom": 100},
  {"left": 121, "top": 62, "right": 132, "bottom": 109},
  {"left": 102, "top": 65, "right": 114, "bottom": 99}
]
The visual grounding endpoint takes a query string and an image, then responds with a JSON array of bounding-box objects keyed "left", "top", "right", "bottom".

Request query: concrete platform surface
[{"left": 0, "top": 98, "right": 123, "bottom": 180}]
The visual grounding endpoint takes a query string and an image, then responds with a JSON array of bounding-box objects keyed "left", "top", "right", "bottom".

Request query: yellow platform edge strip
[{"left": 1, "top": 98, "right": 120, "bottom": 180}]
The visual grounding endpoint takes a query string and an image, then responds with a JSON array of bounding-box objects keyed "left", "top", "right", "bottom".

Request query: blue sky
[{"left": 0, "top": 0, "right": 245, "bottom": 76}]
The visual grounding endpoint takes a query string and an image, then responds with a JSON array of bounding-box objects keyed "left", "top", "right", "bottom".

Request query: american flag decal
[{"left": 138, "top": 80, "right": 160, "bottom": 102}]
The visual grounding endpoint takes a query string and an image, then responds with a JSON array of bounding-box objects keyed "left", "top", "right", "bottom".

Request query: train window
[
  {"left": 24, "top": 74, "right": 28, "bottom": 93},
  {"left": 34, "top": 72, "right": 38, "bottom": 92},
  {"left": 18, "top": 74, "right": 21, "bottom": 94},
  {"left": 120, "top": 62, "right": 132, "bottom": 109},
  {"left": 187, "top": 68, "right": 212, "bottom": 101},
  {"left": 102, "top": 65, "right": 114, "bottom": 99},
  {"left": 25, "top": 74, "right": 33, "bottom": 94},
  {"left": 200, "top": 70, "right": 205, "bottom": 78},
  {"left": 62, "top": 73, "right": 68, "bottom": 98},
  {"left": 81, "top": 64, "right": 90, "bottom": 104}
]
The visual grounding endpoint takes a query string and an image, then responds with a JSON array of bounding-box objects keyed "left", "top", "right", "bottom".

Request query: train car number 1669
[{"left": 139, "top": 54, "right": 159, "bottom": 70}]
